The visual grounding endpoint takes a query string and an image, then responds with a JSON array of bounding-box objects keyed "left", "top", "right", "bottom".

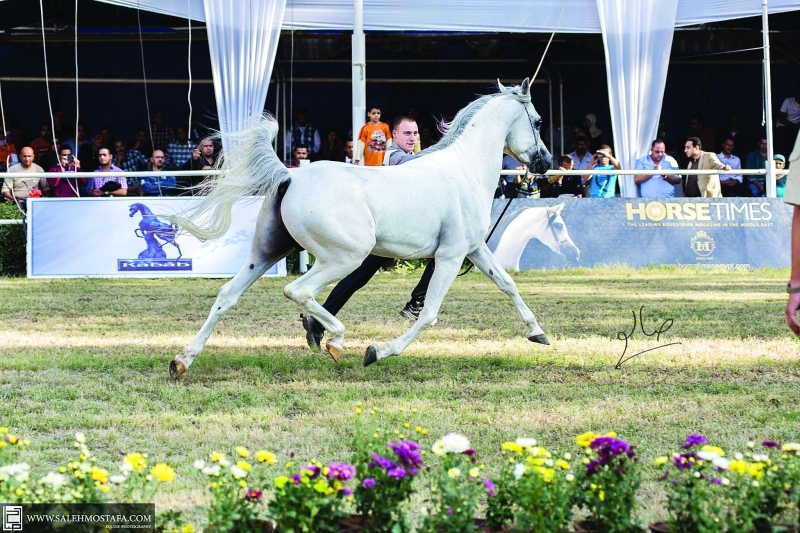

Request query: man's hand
[
  {"left": 73, "top": 158, "right": 81, "bottom": 170},
  {"left": 787, "top": 292, "right": 800, "bottom": 335},
  {"left": 90, "top": 189, "right": 102, "bottom": 197},
  {"left": 722, "top": 164, "right": 732, "bottom": 171},
  {"left": 192, "top": 149, "right": 200, "bottom": 161}
]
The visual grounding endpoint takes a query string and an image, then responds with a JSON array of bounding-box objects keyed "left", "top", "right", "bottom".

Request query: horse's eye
[
  {"left": 535, "top": 118, "right": 543, "bottom": 129},
  {"left": 554, "top": 222, "right": 563, "bottom": 231}
]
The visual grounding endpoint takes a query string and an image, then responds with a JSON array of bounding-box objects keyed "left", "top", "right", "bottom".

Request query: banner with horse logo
[
  {"left": 26, "top": 197, "right": 286, "bottom": 278},
  {"left": 487, "top": 198, "right": 792, "bottom": 270}
]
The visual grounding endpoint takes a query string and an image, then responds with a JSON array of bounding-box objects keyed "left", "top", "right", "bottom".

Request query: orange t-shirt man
[{"left": 356, "top": 107, "right": 392, "bottom": 166}]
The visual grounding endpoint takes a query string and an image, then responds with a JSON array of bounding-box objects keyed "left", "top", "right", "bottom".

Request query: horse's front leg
[
  {"left": 171, "top": 239, "right": 183, "bottom": 259},
  {"left": 466, "top": 242, "right": 549, "bottom": 345},
  {"left": 364, "top": 256, "right": 462, "bottom": 366}
]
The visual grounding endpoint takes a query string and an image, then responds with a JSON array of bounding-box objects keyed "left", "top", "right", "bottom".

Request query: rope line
[
  {"left": 186, "top": 0, "right": 193, "bottom": 142},
  {"left": 137, "top": 0, "right": 154, "bottom": 151}
]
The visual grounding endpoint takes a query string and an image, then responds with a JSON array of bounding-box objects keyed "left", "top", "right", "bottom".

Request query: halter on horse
[{"left": 167, "top": 78, "right": 552, "bottom": 379}]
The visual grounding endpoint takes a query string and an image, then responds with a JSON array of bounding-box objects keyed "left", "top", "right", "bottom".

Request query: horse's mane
[{"left": 419, "top": 83, "right": 526, "bottom": 156}]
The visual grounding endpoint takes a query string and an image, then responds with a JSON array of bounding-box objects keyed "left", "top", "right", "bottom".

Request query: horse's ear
[
  {"left": 497, "top": 79, "right": 507, "bottom": 92},
  {"left": 521, "top": 77, "right": 531, "bottom": 95},
  {"left": 555, "top": 203, "right": 565, "bottom": 213}
]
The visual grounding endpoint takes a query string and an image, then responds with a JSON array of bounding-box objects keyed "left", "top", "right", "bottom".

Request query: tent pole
[
  {"left": 548, "top": 70, "right": 554, "bottom": 156},
  {"left": 559, "top": 70, "right": 564, "bottom": 158},
  {"left": 352, "top": 0, "right": 366, "bottom": 147},
  {"left": 763, "top": 0, "right": 776, "bottom": 198}
]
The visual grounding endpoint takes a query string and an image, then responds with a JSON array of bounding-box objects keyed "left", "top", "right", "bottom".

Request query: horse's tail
[{"left": 167, "top": 114, "right": 289, "bottom": 241}]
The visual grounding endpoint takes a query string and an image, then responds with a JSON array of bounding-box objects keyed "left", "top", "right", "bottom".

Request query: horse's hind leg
[{"left": 467, "top": 243, "right": 549, "bottom": 345}]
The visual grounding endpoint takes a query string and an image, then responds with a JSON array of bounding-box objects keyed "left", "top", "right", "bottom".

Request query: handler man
[
  {"left": 785, "top": 138, "right": 800, "bottom": 334},
  {"left": 302, "top": 115, "right": 433, "bottom": 350}
]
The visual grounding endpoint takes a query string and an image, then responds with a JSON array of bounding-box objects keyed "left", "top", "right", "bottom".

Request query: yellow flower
[
  {"left": 556, "top": 459, "right": 571, "bottom": 470},
  {"left": 182, "top": 526, "right": 194, "bottom": 533},
  {"left": 415, "top": 426, "right": 422, "bottom": 433},
  {"left": 542, "top": 468, "right": 555, "bottom": 483},
  {"left": 239, "top": 480, "right": 247, "bottom": 488},
  {"left": 502, "top": 442, "right": 523, "bottom": 454},
  {"left": 98, "top": 485, "right": 110, "bottom": 493},
  {"left": 91, "top": 467, "right": 109, "bottom": 484},
  {"left": 747, "top": 463, "right": 765, "bottom": 479},
  {"left": 728, "top": 460, "right": 748, "bottom": 475},
  {"left": 274, "top": 476, "right": 290, "bottom": 489},
  {"left": 236, "top": 461, "right": 252, "bottom": 473},
  {"left": 150, "top": 463, "right": 176, "bottom": 483},
  {"left": 599, "top": 490, "right": 605, "bottom": 501},
  {"left": 285, "top": 462, "right": 294, "bottom": 468},
  {"left": 235, "top": 447, "right": 250, "bottom": 458},
  {"left": 411, "top": 408, "right": 418, "bottom": 413},
  {"left": 421, "top": 429, "right": 428, "bottom": 435},
  {"left": 700, "top": 445, "right": 725, "bottom": 457},
  {"left": 469, "top": 467, "right": 480, "bottom": 478},
  {"left": 576, "top": 432, "right": 597, "bottom": 448},
  {"left": 210, "top": 452, "right": 226, "bottom": 463},
  {"left": 313, "top": 480, "right": 327, "bottom": 493},
  {"left": 0, "top": 427, "right": 7, "bottom": 435},
  {"left": 448, "top": 468, "right": 461, "bottom": 479},
  {"left": 355, "top": 408, "right": 362, "bottom": 414},
  {"left": 654, "top": 456, "right": 669, "bottom": 466},
  {"left": 603, "top": 432, "right": 617, "bottom": 438},
  {"left": 255, "top": 450, "right": 276, "bottom": 465},
  {"left": 124, "top": 452, "right": 147, "bottom": 472}
]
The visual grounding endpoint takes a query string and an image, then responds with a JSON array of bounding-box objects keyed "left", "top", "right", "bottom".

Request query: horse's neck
[
  {"left": 507, "top": 208, "right": 549, "bottom": 245},
  {"left": 136, "top": 205, "right": 152, "bottom": 216}
]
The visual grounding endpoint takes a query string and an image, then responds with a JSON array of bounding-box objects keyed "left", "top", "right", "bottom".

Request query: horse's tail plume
[{"left": 167, "top": 114, "right": 289, "bottom": 241}]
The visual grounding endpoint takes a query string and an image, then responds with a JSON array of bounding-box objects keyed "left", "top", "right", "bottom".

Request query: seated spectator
[
  {"left": 419, "top": 126, "right": 437, "bottom": 150},
  {"left": 745, "top": 136, "right": 768, "bottom": 197},
  {"left": 286, "top": 108, "right": 321, "bottom": 159},
  {"left": 79, "top": 133, "right": 103, "bottom": 173},
  {"left": 718, "top": 137, "right": 747, "bottom": 197},
  {"left": 635, "top": 140, "right": 681, "bottom": 198},
  {"left": 130, "top": 127, "right": 153, "bottom": 156},
  {"left": 63, "top": 122, "right": 88, "bottom": 157},
  {"left": 319, "top": 129, "right": 344, "bottom": 162},
  {"left": 499, "top": 154, "right": 523, "bottom": 199},
  {"left": 542, "top": 154, "right": 583, "bottom": 198},
  {"left": 517, "top": 171, "right": 539, "bottom": 198},
  {"left": 655, "top": 116, "right": 675, "bottom": 155},
  {"left": 585, "top": 145, "right": 621, "bottom": 198},
  {"left": 88, "top": 147, "right": 127, "bottom": 197},
  {"left": 683, "top": 114, "right": 716, "bottom": 166},
  {"left": 774, "top": 154, "right": 787, "bottom": 198},
  {"left": 569, "top": 135, "right": 593, "bottom": 171},
  {"left": 165, "top": 125, "right": 196, "bottom": 170},
  {"left": 179, "top": 138, "right": 219, "bottom": 195},
  {"left": 285, "top": 144, "right": 309, "bottom": 168},
  {"left": 39, "top": 137, "right": 62, "bottom": 171},
  {"left": 0, "top": 131, "right": 18, "bottom": 171},
  {"left": 99, "top": 125, "right": 113, "bottom": 147},
  {"left": 584, "top": 113, "right": 607, "bottom": 153},
  {"left": 47, "top": 146, "right": 86, "bottom": 198},
  {"left": 150, "top": 110, "right": 174, "bottom": 151},
  {"left": 29, "top": 122, "right": 52, "bottom": 166},
  {"left": 344, "top": 139, "right": 355, "bottom": 164},
  {"left": 140, "top": 150, "right": 176, "bottom": 196},
  {"left": 717, "top": 113, "right": 750, "bottom": 159},
  {"left": 113, "top": 139, "right": 148, "bottom": 173},
  {"left": 2, "top": 147, "right": 47, "bottom": 211}
]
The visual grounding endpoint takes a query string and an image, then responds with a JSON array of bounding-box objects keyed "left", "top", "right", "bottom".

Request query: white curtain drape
[
  {"left": 597, "top": 0, "right": 679, "bottom": 198},
  {"left": 203, "top": 0, "right": 286, "bottom": 147}
]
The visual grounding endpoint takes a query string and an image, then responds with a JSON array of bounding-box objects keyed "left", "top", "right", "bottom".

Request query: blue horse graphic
[{"left": 129, "top": 203, "right": 183, "bottom": 259}]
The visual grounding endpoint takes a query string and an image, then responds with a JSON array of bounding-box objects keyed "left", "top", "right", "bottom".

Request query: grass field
[{"left": 1, "top": 266, "right": 799, "bottom": 524}]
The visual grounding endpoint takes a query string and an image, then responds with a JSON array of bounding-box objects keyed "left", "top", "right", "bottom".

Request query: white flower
[
  {"left": 202, "top": 464, "right": 221, "bottom": 476},
  {"left": 697, "top": 450, "right": 721, "bottom": 462},
  {"left": 0, "top": 463, "right": 31, "bottom": 483},
  {"left": 513, "top": 463, "right": 526, "bottom": 480},
  {"left": 563, "top": 453, "right": 572, "bottom": 460},
  {"left": 193, "top": 459, "right": 206, "bottom": 470},
  {"left": 693, "top": 471, "right": 701, "bottom": 478},
  {"left": 120, "top": 462, "right": 134, "bottom": 473},
  {"left": 432, "top": 440, "right": 446, "bottom": 456},
  {"left": 109, "top": 475, "right": 126, "bottom": 484},
  {"left": 41, "top": 471, "right": 67, "bottom": 491},
  {"left": 711, "top": 457, "right": 730, "bottom": 470},
  {"left": 721, "top": 477, "right": 730, "bottom": 485},
  {"left": 441, "top": 433, "right": 471, "bottom": 454},
  {"left": 734, "top": 453, "right": 744, "bottom": 460},
  {"left": 230, "top": 465, "right": 248, "bottom": 479},
  {"left": 783, "top": 442, "right": 800, "bottom": 452},
  {"left": 75, "top": 432, "right": 86, "bottom": 444},
  {"left": 747, "top": 441, "right": 755, "bottom": 448},
  {"left": 565, "top": 473, "right": 575, "bottom": 482},
  {"left": 419, "top": 506, "right": 428, "bottom": 515},
  {"left": 751, "top": 454, "right": 769, "bottom": 463},
  {"left": 751, "top": 480, "right": 760, "bottom": 488},
  {"left": 515, "top": 437, "right": 537, "bottom": 448},
  {"left": 544, "top": 459, "right": 554, "bottom": 467},
  {"left": 218, "top": 458, "right": 232, "bottom": 468}
]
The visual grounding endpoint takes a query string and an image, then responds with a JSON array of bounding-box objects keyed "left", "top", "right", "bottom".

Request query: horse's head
[
  {"left": 539, "top": 204, "right": 580, "bottom": 263},
  {"left": 129, "top": 204, "right": 141, "bottom": 217},
  {"left": 499, "top": 78, "right": 552, "bottom": 175}
]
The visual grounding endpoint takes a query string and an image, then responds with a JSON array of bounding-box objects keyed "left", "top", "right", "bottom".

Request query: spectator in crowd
[
  {"left": 301, "top": 113, "right": 425, "bottom": 350},
  {"left": 179, "top": 138, "right": 219, "bottom": 194},
  {"left": 183, "top": 111, "right": 203, "bottom": 143},
  {"left": 542, "top": 154, "right": 583, "bottom": 198},
  {"left": 569, "top": 135, "right": 593, "bottom": 171},
  {"left": 774, "top": 154, "right": 787, "bottom": 198},
  {"left": 166, "top": 125, "right": 196, "bottom": 170},
  {"left": 717, "top": 113, "right": 750, "bottom": 159},
  {"left": 131, "top": 127, "right": 153, "bottom": 156},
  {"left": 113, "top": 139, "right": 148, "bottom": 173},
  {"left": 585, "top": 145, "right": 621, "bottom": 198},
  {"left": 344, "top": 139, "right": 355, "bottom": 164},
  {"left": 29, "top": 122, "right": 52, "bottom": 166},
  {"left": 683, "top": 137, "right": 730, "bottom": 198},
  {"left": 355, "top": 104, "right": 392, "bottom": 166},
  {"left": 635, "top": 140, "right": 681, "bottom": 198},
  {"left": 79, "top": 133, "right": 104, "bottom": 173},
  {"left": 150, "top": 110, "right": 174, "bottom": 151},
  {"left": 52, "top": 110, "right": 69, "bottom": 143},
  {"left": 745, "top": 136, "right": 769, "bottom": 196},
  {"left": 140, "top": 150, "right": 176, "bottom": 196},
  {"left": 319, "top": 129, "right": 344, "bottom": 162},
  {"left": 99, "top": 125, "right": 113, "bottom": 147},
  {"left": 47, "top": 146, "right": 86, "bottom": 198},
  {"left": 39, "top": 137, "right": 62, "bottom": 171},
  {"left": 285, "top": 144, "right": 309, "bottom": 168},
  {"left": 2, "top": 147, "right": 47, "bottom": 211},
  {"left": 683, "top": 114, "right": 716, "bottom": 165},
  {"left": 543, "top": 113, "right": 572, "bottom": 157},
  {"left": 419, "top": 125, "right": 437, "bottom": 150},
  {"left": 286, "top": 108, "right": 321, "bottom": 159},
  {"left": 776, "top": 85, "right": 800, "bottom": 156},
  {"left": 499, "top": 154, "right": 523, "bottom": 199},
  {"left": 655, "top": 116, "right": 675, "bottom": 154},
  {"left": 584, "top": 113, "right": 607, "bottom": 153},
  {"left": 0, "top": 130, "right": 18, "bottom": 171},
  {"left": 89, "top": 147, "right": 127, "bottom": 197},
  {"left": 63, "top": 122, "right": 88, "bottom": 158},
  {"left": 570, "top": 122, "right": 587, "bottom": 152},
  {"left": 718, "top": 137, "right": 746, "bottom": 197},
  {"left": 517, "top": 171, "right": 539, "bottom": 198}
]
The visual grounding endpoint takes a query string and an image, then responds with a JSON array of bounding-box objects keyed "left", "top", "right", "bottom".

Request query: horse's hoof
[
  {"left": 170, "top": 359, "right": 186, "bottom": 381},
  {"left": 528, "top": 333, "right": 550, "bottom": 345},
  {"left": 364, "top": 344, "right": 379, "bottom": 367},
  {"left": 326, "top": 342, "right": 341, "bottom": 363}
]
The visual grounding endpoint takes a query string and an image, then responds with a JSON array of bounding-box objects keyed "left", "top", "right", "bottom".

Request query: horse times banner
[
  {"left": 486, "top": 198, "right": 792, "bottom": 270},
  {"left": 26, "top": 197, "right": 287, "bottom": 278}
]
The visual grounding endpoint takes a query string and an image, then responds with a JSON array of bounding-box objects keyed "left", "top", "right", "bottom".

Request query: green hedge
[{"left": 0, "top": 200, "right": 26, "bottom": 276}]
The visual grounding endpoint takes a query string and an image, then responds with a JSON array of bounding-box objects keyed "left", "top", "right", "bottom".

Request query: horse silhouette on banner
[
  {"left": 129, "top": 203, "right": 183, "bottom": 259},
  {"left": 167, "top": 79, "right": 552, "bottom": 379}
]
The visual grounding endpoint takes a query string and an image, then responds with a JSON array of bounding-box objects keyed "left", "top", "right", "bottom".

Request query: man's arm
[
  {"left": 787, "top": 205, "right": 800, "bottom": 335},
  {"left": 110, "top": 177, "right": 128, "bottom": 197},
  {"left": 633, "top": 159, "right": 651, "bottom": 184}
]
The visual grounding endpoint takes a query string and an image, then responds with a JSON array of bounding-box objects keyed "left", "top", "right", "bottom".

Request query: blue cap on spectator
[{"left": 774, "top": 154, "right": 785, "bottom": 163}]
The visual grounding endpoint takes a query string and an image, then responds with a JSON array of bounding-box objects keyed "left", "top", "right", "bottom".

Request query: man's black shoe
[
  {"left": 399, "top": 299, "right": 424, "bottom": 321},
  {"left": 301, "top": 314, "right": 323, "bottom": 351}
]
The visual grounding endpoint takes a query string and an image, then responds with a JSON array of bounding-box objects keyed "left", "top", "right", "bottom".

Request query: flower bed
[{"left": 2, "top": 412, "right": 800, "bottom": 532}]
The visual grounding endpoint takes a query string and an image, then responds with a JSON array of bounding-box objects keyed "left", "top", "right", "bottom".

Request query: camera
[{"left": 67, "top": 155, "right": 74, "bottom": 163}]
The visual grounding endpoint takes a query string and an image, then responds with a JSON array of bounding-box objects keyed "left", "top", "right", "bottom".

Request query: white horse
[
  {"left": 168, "top": 78, "right": 552, "bottom": 379},
  {"left": 491, "top": 203, "right": 580, "bottom": 271}
]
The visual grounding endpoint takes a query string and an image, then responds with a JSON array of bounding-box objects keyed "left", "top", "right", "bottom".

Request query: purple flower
[
  {"left": 343, "top": 488, "right": 353, "bottom": 497},
  {"left": 291, "top": 474, "right": 302, "bottom": 484},
  {"left": 682, "top": 434, "right": 708, "bottom": 449},
  {"left": 362, "top": 478, "right": 376, "bottom": 489},
  {"left": 370, "top": 452, "right": 396, "bottom": 470},
  {"left": 245, "top": 489, "right": 263, "bottom": 501},
  {"left": 301, "top": 465, "right": 321, "bottom": 479},
  {"left": 763, "top": 440, "right": 780, "bottom": 448},
  {"left": 327, "top": 462, "right": 355, "bottom": 481},
  {"left": 388, "top": 440, "right": 423, "bottom": 467},
  {"left": 446, "top": 509, "right": 453, "bottom": 515},
  {"left": 462, "top": 449, "right": 477, "bottom": 456},
  {"left": 710, "top": 477, "right": 722, "bottom": 485},
  {"left": 483, "top": 477, "right": 497, "bottom": 498},
  {"left": 386, "top": 466, "right": 407, "bottom": 479}
]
